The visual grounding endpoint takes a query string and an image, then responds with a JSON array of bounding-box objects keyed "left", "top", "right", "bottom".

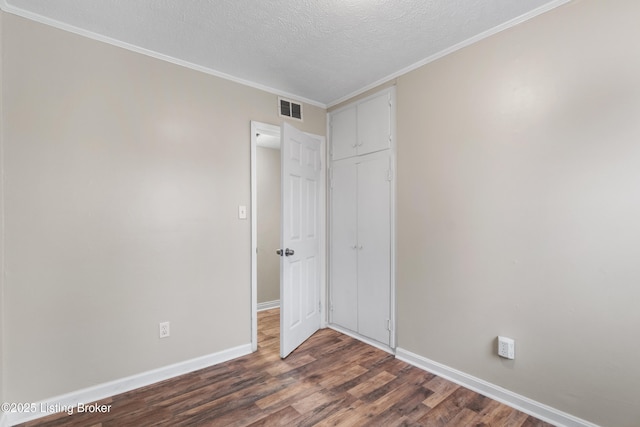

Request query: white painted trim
[
  {"left": 0, "top": 0, "right": 571, "bottom": 109},
  {"left": 0, "top": 2, "right": 6, "bottom": 421},
  {"left": 0, "top": 2, "right": 325, "bottom": 109},
  {"left": 388, "top": 87, "right": 397, "bottom": 350},
  {"left": 395, "top": 348, "right": 601, "bottom": 427},
  {"left": 257, "top": 300, "right": 280, "bottom": 311},
  {"left": 314, "top": 132, "right": 328, "bottom": 331},
  {"left": 250, "top": 124, "right": 257, "bottom": 352},
  {"left": 327, "top": 0, "right": 572, "bottom": 107},
  {"left": 3, "top": 344, "right": 252, "bottom": 427},
  {"left": 329, "top": 325, "right": 394, "bottom": 355}
]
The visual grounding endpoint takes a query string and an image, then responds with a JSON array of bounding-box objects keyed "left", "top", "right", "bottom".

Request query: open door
[{"left": 279, "top": 122, "right": 322, "bottom": 358}]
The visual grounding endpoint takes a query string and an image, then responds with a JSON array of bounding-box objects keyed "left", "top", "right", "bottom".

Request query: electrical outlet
[
  {"left": 498, "top": 336, "right": 515, "bottom": 359},
  {"left": 159, "top": 322, "right": 170, "bottom": 338}
]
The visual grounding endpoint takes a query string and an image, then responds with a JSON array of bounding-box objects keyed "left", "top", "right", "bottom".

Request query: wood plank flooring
[{"left": 20, "top": 309, "right": 554, "bottom": 426}]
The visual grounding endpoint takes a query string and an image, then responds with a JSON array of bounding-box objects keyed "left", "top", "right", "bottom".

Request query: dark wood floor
[{"left": 20, "top": 309, "right": 554, "bottom": 426}]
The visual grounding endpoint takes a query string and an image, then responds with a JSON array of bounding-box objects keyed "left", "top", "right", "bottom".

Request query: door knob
[
  {"left": 285, "top": 248, "right": 295, "bottom": 256},
  {"left": 276, "top": 249, "right": 283, "bottom": 256}
]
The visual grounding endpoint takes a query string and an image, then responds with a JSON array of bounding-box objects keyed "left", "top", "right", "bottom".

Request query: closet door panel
[
  {"left": 356, "top": 155, "right": 391, "bottom": 345},
  {"left": 330, "top": 106, "right": 357, "bottom": 161},
  {"left": 357, "top": 92, "right": 391, "bottom": 156},
  {"left": 330, "top": 160, "right": 358, "bottom": 331}
]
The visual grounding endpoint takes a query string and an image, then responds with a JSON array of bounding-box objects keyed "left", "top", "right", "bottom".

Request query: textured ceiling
[{"left": 2, "top": 0, "right": 568, "bottom": 106}]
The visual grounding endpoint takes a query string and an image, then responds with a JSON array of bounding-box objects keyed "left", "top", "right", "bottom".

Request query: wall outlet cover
[
  {"left": 498, "top": 336, "right": 515, "bottom": 359},
  {"left": 159, "top": 321, "right": 170, "bottom": 338}
]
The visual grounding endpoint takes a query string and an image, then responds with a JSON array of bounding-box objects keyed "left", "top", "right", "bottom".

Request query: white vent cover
[{"left": 278, "top": 97, "right": 303, "bottom": 121}]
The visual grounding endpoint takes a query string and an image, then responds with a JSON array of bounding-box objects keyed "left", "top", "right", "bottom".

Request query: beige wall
[
  {"left": 4, "top": 1, "right": 640, "bottom": 424},
  {"left": 396, "top": 1, "right": 640, "bottom": 425},
  {"left": 256, "top": 146, "right": 281, "bottom": 304},
  {"left": 0, "top": 13, "right": 325, "bottom": 403}
]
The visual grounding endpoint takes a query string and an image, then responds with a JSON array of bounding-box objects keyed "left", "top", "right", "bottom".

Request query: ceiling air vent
[{"left": 278, "top": 97, "right": 303, "bottom": 121}]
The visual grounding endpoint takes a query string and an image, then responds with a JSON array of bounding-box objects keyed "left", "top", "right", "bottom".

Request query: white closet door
[
  {"left": 357, "top": 92, "right": 391, "bottom": 156},
  {"left": 356, "top": 154, "right": 391, "bottom": 345},
  {"left": 330, "top": 159, "right": 358, "bottom": 331},
  {"left": 330, "top": 105, "right": 357, "bottom": 161}
]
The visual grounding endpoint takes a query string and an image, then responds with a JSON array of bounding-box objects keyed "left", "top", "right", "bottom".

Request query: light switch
[{"left": 238, "top": 205, "right": 247, "bottom": 219}]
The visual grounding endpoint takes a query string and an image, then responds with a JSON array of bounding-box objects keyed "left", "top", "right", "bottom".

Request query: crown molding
[
  {"left": 327, "top": 0, "right": 572, "bottom": 107},
  {"left": 0, "top": 1, "right": 327, "bottom": 109},
  {"left": 1, "top": 0, "right": 572, "bottom": 110}
]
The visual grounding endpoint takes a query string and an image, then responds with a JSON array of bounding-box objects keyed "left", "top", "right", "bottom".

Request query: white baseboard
[
  {"left": 257, "top": 300, "right": 280, "bottom": 311},
  {"left": 3, "top": 343, "right": 252, "bottom": 427},
  {"left": 328, "top": 324, "right": 394, "bottom": 355},
  {"left": 395, "top": 348, "right": 600, "bottom": 427}
]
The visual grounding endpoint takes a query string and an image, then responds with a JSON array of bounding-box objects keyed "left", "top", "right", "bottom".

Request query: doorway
[
  {"left": 256, "top": 130, "right": 282, "bottom": 312},
  {"left": 251, "top": 122, "right": 281, "bottom": 351},
  {"left": 250, "top": 121, "right": 327, "bottom": 353}
]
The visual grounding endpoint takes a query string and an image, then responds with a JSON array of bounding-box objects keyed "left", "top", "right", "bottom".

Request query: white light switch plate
[{"left": 238, "top": 205, "right": 247, "bottom": 219}]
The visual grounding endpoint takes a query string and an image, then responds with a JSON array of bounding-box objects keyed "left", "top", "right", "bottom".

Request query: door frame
[{"left": 250, "top": 121, "right": 327, "bottom": 352}]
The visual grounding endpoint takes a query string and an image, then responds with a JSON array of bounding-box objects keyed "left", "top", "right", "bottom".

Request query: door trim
[{"left": 250, "top": 121, "right": 327, "bottom": 352}]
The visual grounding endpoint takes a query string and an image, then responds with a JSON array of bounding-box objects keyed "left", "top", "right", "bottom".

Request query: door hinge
[
  {"left": 318, "top": 301, "right": 322, "bottom": 312},
  {"left": 387, "top": 169, "right": 393, "bottom": 182},
  {"left": 387, "top": 319, "right": 392, "bottom": 331}
]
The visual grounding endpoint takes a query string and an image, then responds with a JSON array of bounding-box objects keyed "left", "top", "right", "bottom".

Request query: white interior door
[{"left": 280, "top": 122, "right": 321, "bottom": 358}]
